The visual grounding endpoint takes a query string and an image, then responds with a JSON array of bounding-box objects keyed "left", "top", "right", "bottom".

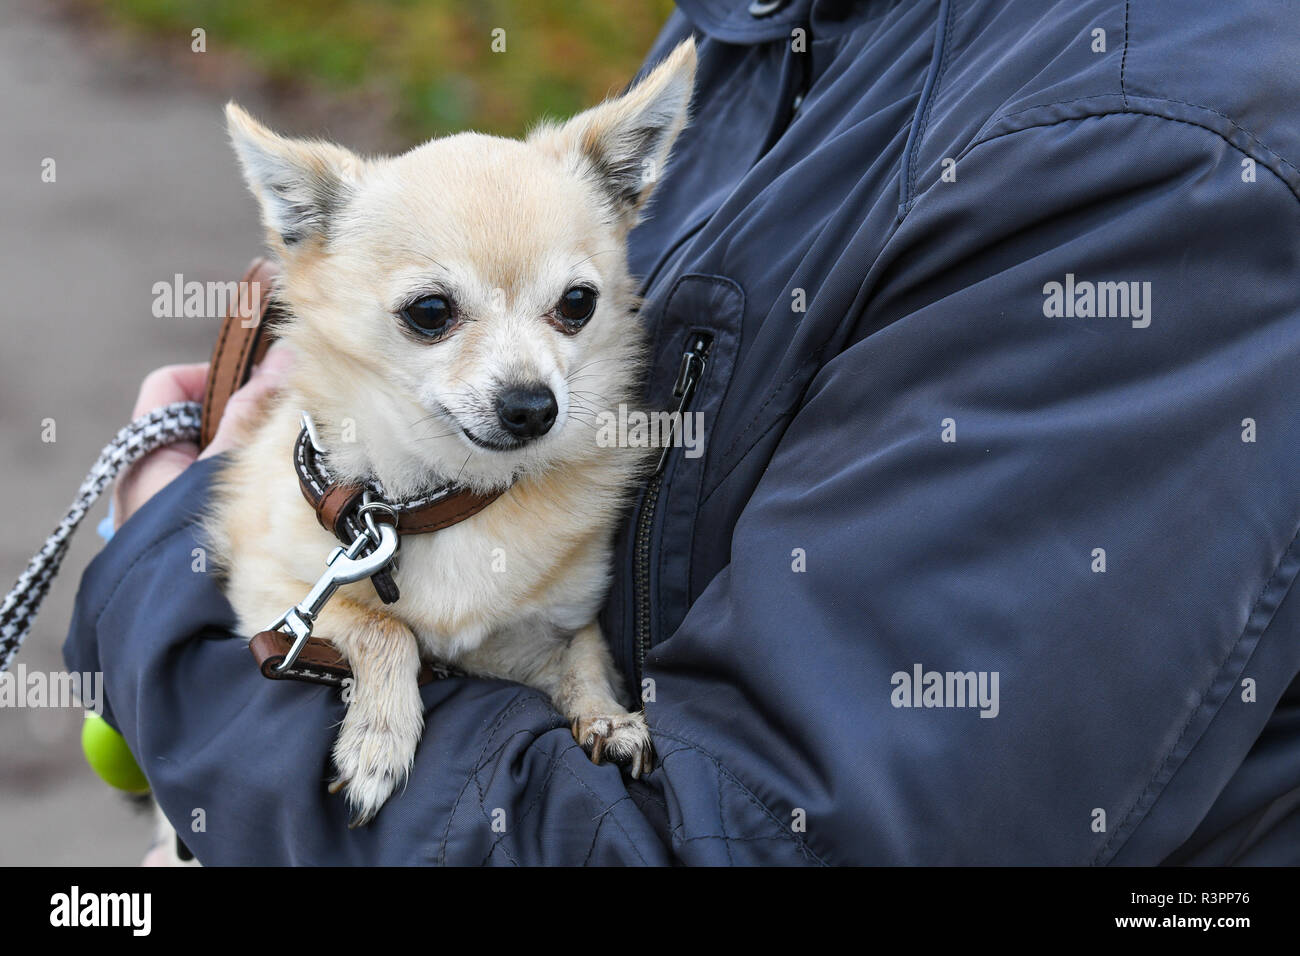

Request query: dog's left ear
[
  {"left": 531, "top": 38, "right": 696, "bottom": 228},
  {"left": 225, "top": 102, "right": 365, "bottom": 250}
]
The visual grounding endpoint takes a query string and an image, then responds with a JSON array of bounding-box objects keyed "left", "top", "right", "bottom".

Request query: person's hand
[{"left": 112, "top": 346, "right": 294, "bottom": 529}]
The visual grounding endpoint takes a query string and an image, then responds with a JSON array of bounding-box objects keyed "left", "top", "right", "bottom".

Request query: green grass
[{"left": 95, "top": 0, "right": 675, "bottom": 138}]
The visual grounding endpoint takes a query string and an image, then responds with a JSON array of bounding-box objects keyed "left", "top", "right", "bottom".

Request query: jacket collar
[{"left": 673, "top": 0, "right": 814, "bottom": 43}]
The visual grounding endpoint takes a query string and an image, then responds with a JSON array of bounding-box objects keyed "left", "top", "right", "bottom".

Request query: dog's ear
[
  {"left": 531, "top": 38, "right": 696, "bottom": 228},
  {"left": 225, "top": 102, "right": 364, "bottom": 249}
]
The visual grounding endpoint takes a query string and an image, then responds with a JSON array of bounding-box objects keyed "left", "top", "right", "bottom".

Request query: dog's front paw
[
  {"left": 329, "top": 702, "right": 423, "bottom": 827},
  {"left": 571, "top": 710, "right": 654, "bottom": 779}
]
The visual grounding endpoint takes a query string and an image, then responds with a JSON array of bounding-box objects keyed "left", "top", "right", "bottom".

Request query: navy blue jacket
[{"left": 66, "top": 0, "right": 1300, "bottom": 864}]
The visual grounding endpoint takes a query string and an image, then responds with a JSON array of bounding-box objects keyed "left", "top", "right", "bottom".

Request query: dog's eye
[
  {"left": 556, "top": 286, "right": 598, "bottom": 328},
  {"left": 401, "top": 294, "right": 455, "bottom": 338}
]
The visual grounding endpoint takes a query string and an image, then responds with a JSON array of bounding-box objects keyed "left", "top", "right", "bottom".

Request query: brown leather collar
[{"left": 292, "top": 425, "right": 503, "bottom": 546}]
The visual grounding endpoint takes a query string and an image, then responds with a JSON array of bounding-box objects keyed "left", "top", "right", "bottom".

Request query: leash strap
[
  {"left": 0, "top": 257, "right": 277, "bottom": 676},
  {"left": 4, "top": 258, "right": 496, "bottom": 688},
  {"left": 200, "top": 257, "right": 279, "bottom": 449},
  {"left": 255, "top": 424, "right": 502, "bottom": 682},
  {"left": 249, "top": 628, "right": 462, "bottom": 687},
  {"left": 0, "top": 401, "right": 203, "bottom": 672}
]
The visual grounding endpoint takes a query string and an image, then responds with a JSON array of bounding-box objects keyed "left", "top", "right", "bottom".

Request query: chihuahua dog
[{"left": 203, "top": 39, "right": 695, "bottom": 825}]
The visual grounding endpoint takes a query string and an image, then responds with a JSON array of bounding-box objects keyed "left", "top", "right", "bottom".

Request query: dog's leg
[
  {"left": 321, "top": 599, "right": 425, "bottom": 826},
  {"left": 549, "top": 621, "right": 654, "bottom": 778}
]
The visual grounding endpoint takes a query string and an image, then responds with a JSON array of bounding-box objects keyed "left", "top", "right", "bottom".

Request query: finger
[
  {"left": 141, "top": 843, "right": 172, "bottom": 867},
  {"left": 130, "top": 363, "right": 211, "bottom": 418},
  {"left": 112, "top": 444, "right": 199, "bottom": 530},
  {"left": 114, "top": 347, "right": 293, "bottom": 529},
  {"left": 199, "top": 344, "right": 295, "bottom": 460}
]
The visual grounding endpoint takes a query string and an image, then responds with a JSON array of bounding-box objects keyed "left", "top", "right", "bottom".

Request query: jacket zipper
[{"left": 633, "top": 332, "right": 713, "bottom": 685}]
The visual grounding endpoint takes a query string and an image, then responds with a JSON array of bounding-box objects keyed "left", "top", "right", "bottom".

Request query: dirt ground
[{"left": 0, "top": 1, "right": 391, "bottom": 864}]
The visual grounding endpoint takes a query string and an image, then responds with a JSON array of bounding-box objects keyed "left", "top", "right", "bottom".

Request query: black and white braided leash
[{"left": 0, "top": 401, "right": 202, "bottom": 672}]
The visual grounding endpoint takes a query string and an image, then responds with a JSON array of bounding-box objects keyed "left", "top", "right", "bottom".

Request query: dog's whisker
[
  {"left": 409, "top": 412, "right": 447, "bottom": 429},
  {"left": 568, "top": 249, "right": 620, "bottom": 272},
  {"left": 453, "top": 450, "right": 473, "bottom": 484},
  {"left": 565, "top": 356, "right": 624, "bottom": 379},
  {"left": 566, "top": 389, "right": 618, "bottom": 405},
  {"left": 407, "top": 249, "right": 450, "bottom": 273}
]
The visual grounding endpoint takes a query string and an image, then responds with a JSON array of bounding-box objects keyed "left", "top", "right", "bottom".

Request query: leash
[
  {"left": 3, "top": 258, "right": 502, "bottom": 689},
  {"left": 0, "top": 255, "right": 280, "bottom": 677},
  {"left": 247, "top": 411, "right": 490, "bottom": 687},
  {"left": 0, "top": 401, "right": 203, "bottom": 672}
]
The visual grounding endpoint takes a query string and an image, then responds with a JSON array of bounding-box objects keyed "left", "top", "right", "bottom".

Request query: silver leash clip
[
  {"left": 301, "top": 410, "right": 327, "bottom": 454},
  {"left": 266, "top": 522, "right": 399, "bottom": 675}
]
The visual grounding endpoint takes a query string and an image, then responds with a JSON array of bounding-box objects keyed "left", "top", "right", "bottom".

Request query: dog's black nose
[{"left": 496, "top": 385, "right": 558, "bottom": 440}]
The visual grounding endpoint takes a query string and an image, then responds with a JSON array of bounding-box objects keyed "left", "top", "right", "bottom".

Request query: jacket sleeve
[{"left": 66, "top": 108, "right": 1300, "bottom": 865}]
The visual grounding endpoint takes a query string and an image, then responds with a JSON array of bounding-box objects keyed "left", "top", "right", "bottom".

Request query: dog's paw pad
[{"left": 571, "top": 711, "right": 654, "bottom": 778}]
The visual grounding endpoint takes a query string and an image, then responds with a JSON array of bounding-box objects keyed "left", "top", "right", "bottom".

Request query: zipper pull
[{"left": 655, "top": 334, "right": 711, "bottom": 473}]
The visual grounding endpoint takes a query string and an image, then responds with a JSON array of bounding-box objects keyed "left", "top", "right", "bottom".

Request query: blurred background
[{"left": 0, "top": 0, "right": 671, "bottom": 864}]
